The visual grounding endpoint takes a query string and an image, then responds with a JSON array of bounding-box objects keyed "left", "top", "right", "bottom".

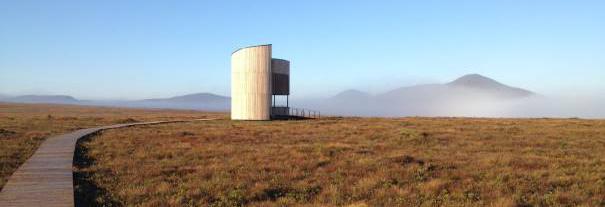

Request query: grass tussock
[
  {"left": 0, "top": 103, "right": 223, "bottom": 190},
  {"left": 76, "top": 117, "right": 605, "bottom": 206}
]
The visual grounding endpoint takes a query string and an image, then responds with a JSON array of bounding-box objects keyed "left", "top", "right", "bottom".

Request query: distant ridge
[
  {"left": 330, "top": 89, "right": 371, "bottom": 100},
  {"left": 379, "top": 73, "right": 534, "bottom": 99},
  {"left": 1, "top": 74, "right": 535, "bottom": 115},
  {"left": 132, "top": 93, "right": 230, "bottom": 111},
  {"left": 448, "top": 74, "right": 503, "bottom": 87},
  {"left": 143, "top": 93, "right": 229, "bottom": 103},
  {"left": 2, "top": 95, "right": 79, "bottom": 104},
  {"left": 0, "top": 93, "right": 230, "bottom": 111},
  {"left": 447, "top": 74, "right": 533, "bottom": 97},
  {"left": 323, "top": 74, "right": 534, "bottom": 102},
  {"left": 318, "top": 74, "right": 536, "bottom": 116}
]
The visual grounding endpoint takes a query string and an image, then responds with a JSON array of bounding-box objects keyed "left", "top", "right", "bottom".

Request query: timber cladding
[{"left": 231, "top": 44, "right": 272, "bottom": 120}]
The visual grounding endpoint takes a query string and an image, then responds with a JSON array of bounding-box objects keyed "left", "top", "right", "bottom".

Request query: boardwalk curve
[{"left": 0, "top": 119, "right": 214, "bottom": 207}]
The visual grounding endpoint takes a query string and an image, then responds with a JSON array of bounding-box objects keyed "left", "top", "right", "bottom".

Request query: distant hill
[
  {"left": 381, "top": 74, "right": 533, "bottom": 101},
  {"left": 313, "top": 74, "right": 536, "bottom": 116},
  {"left": 330, "top": 89, "right": 371, "bottom": 101},
  {"left": 143, "top": 93, "right": 229, "bottom": 103},
  {"left": 1, "top": 95, "right": 80, "bottom": 104},
  {"left": 131, "top": 93, "right": 230, "bottom": 111},
  {"left": 0, "top": 93, "right": 230, "bottom": 112},
  {"left": 446, "top": 74, "right": 533, "bottom": 98},
  {"left": 1, "top": 74, "right": 537, "bottom": 116}
]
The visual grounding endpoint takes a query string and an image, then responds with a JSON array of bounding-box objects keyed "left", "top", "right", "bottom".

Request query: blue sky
[{"left": 1, "top": 0, "right": 603, "bottom": 99}]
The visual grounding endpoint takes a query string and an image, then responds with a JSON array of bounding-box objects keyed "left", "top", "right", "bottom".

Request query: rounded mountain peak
[{"left": 448, "top": 74, "right": 504, "bottom": 88}]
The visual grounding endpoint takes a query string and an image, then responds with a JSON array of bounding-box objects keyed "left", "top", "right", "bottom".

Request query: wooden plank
[
  {"left": 0, "top": 119, "right": 214, "bottom": 207},
  {"left": 231, "top": 44, "right": 272, "bottom": 120}
]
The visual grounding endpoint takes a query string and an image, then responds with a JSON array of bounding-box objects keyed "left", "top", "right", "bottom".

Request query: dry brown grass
[
  {"left": 0, "top": 103, "right": 224, "bottom": 189},
  {"left": 76, "top": 117, "right": 605, "bottom": 206}
]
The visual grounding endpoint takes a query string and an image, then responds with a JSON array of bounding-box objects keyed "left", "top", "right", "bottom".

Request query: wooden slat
[
  {"left": 0, "top": 119, "right": 214, "bottom": 207},
  {"left": 231, "top": 44, "right": 272, "bottom": 120}
]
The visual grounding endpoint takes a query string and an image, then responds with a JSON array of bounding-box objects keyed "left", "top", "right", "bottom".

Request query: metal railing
[
  {"left": 289, "top": 107, "right": 320, "bottom": 119},
  {"left": 272, "top": 106, "right": 320, "bottom": 119}
]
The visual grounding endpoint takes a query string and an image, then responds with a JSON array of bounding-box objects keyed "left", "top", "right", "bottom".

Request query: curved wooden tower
[{"left": 231, "top": 44, "right": 272, "bottom": 120}]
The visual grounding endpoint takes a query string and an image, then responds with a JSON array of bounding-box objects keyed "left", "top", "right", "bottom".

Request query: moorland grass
[
  {"left": 76, "top": 117, "right": 605, "bottom": 206},
  {"left": 0, "top": 103, "right": 221, "bottom": 190}
]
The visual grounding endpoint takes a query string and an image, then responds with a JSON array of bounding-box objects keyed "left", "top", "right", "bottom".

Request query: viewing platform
[{"left": 271, "top": 106, "right": 320, "bottom": 120}]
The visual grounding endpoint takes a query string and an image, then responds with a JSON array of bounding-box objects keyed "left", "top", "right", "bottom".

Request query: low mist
[
  {"left": 2, "top": 74, "right": 603, "bottom": 119},
  {"left": 297, "top": 94, "right": 605, "bottom": 119}
]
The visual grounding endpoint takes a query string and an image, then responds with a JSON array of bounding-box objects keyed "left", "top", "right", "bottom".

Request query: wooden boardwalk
[{"left": 0, "top": 119, "right": 213, "bottom": 207}]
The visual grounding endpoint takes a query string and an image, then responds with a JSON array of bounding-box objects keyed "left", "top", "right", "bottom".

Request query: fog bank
[{"left": 296, "top": 93, "right": 605, "bottom": 119}]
